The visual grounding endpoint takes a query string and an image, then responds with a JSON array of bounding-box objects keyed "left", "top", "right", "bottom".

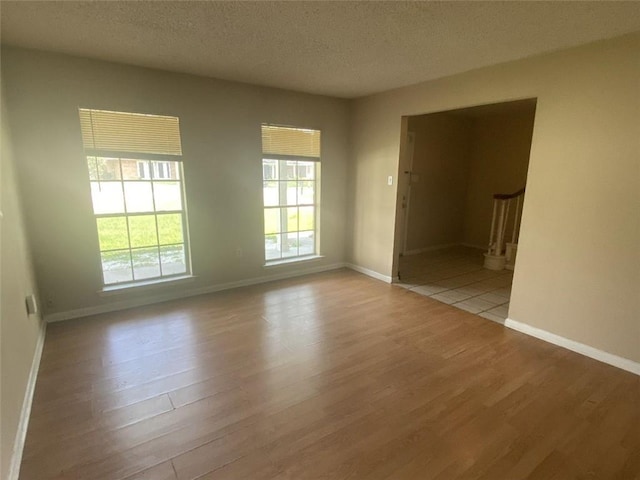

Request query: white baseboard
[
  {"left": 8, "top": 323, "right": 46, "bottom": 480},
  {"left": 504, "top": 318, "right": 640, "bottom": 376},
  {"left": 458, "top": 242, "right": 487, "bottom": 251},
  {"left": 402, "top": 243, "right": 458, "bottom": 256},
  {"left": 345, "top": 263, "right": 393, "bottom": 283},
  {"left": 403, "top": 243, "right": 487, "bottom": 256},
  {"left": 45, "top": 262, "right": 346, "bottom": 323}
]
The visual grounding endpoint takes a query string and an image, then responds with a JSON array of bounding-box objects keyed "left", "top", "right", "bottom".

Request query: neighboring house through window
[
  {"left": 261, "top": 124, "right": 321, "bottom": 262},
  {"left": 79, "top": 108, "right": 190, "bottom": 286},
  {"left": 138, "top": 160, "right": 172, "bottom": 180}
]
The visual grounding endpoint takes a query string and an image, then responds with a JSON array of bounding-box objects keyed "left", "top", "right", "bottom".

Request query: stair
[{"left": 484, "top": 188, "right": 524, "bottom": 271}]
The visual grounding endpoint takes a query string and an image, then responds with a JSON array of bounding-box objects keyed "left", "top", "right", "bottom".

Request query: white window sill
[
  {"left": 99, "top": 275, "right": 196, "bottom": 296},
  {"left": 264, "top": 255, "right": 324, "bottom": 268}
]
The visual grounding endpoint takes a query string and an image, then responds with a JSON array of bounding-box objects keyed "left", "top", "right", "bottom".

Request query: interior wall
[
  {"left": 1, "top": 47, "right": 350, "bottom": 318},
  {"left": 462, "top": 108, "right": 536, "bottom": 248},
  {"left": 0, "top": 81, "right": 45, "bottom": 480},
  {"left": 349, "top": 33, "right": 640, "bottom": 363},
  {"left": 405, "top": 113, "right": 471, "bottom": 251}
]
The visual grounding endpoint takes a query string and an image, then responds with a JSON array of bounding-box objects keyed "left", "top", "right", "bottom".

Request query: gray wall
[
  {"left": 1, "top": 80, "right": 45, "bottom": 480},
  {"left": 1, "top": 47, "right": 350, "bottom": 317}
]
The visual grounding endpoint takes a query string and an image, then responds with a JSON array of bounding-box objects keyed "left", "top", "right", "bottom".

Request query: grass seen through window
[{"left": 88, "top": 156, "right": 188, "bottom": 284}]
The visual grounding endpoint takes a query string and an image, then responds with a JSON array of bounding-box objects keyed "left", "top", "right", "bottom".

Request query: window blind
[
  {"left": 261, "top": 125, "right": 320, "bottom": 159},
  {"left": 79, "top": 108, "right": 182, "bottom": 156}
]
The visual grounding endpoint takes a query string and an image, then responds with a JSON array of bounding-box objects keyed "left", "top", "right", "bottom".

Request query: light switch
[{"left": 387, "top": 175, "right": 393, "bottom": 186}]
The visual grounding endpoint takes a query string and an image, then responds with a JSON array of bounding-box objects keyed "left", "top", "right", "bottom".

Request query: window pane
[
  {"left": 87, "top": 157, "right": 99, "bottom": 181},
  {"left": 265, "top": 234, "right": 281, "bottom": 260},
  {"left": 297, "top": 181, "right": 314, "bottom": 205},
  {"left": 101, "top": 250, "right": 132, "bottom": 284},
  {"left": 151, "top": 161, "right": 177, "bottom": 180},
  {"left": 128, "top": 215, "right": 158, "bottom": 248},
  {"left": 97, "top": 217, "right": 129, "bottom": 251},
  {"left": 282, "top": 232, "right": 298, "bottom": 258},
  {"left": 285, "top": 161, "right": 296, "bottom": 180},
  {"left": 121, "top": 159, "right": 146, "bottom": 180},
  {"left": 160, "top": 245, "right": 186, "bottom": 276},
  {"left": 134, "top": 160, "right": 151, "bottom": 180},
  {"left": 286, "top": 181, "right": 297, "bottom": 206},
  {"left": 91, "top": 182, "right": 125, "bottom": 214},
  {"left": 132, "top": 247, "right": 160, "bottom": 280},
  {"left": 264, "top": 208, "right": 280, "bottom": 235},
  {"left": 262, "top": 159, "right": 278, "bottom": 180},
  {"left": 263, "top": 181, "right": 279, "bottom": 207},
  {"left": 299, "top": 231, "right": 315, "bottom": 256},
  {"left": 299, "top": 206, "right": 314, "bottom": 231},
  {"left": 157, "top": 213, "right": 184, "bottom": 245},
  {"left": 153, "top": 181, "right": 182, "bottom": 211},
  {"left": 286, "top": 207, "right": 298, "bottom": 232},
  {"left": 124, "top": 182, "right": 154, "bottom": 212},
  {"left": 88, "top": 157, "right": 121, "bottom": 181},
  {"left": 297, "top": 161, "right": 315, "bottom": 180}
]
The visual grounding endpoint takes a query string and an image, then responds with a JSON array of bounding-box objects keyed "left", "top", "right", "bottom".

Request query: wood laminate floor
[{"left": 20, "top": 269, "right": 640, "bottom": 479}]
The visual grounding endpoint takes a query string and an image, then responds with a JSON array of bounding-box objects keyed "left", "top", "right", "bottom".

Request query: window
[
  {"left": 79, "top": 108, "right": 190, "bottom": 286},
  {"left": 261, "top": 125, "right": 321, "bottom": 262}
]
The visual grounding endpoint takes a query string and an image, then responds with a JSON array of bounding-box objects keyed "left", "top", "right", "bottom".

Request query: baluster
[
  {"left": 488, "top": 199, "right": 497, "bottom": 255},
  {"left": 494, "top": 199, "right": 506, "bottom": 257},
  {"left": 512, "top": 195, "right": 521, "bottom": 244},
  {"left": 485, "top": 188, "right": 524, "bottom": 270},
  {"left": 501, "top": 198, "right": 511, "bottom": 246}
]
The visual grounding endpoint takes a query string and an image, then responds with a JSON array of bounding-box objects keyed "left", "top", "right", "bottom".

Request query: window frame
[
  {"left": 262, "top": 151, "right": 321, "bottom": 264},
  {"left": 86, "top": 148, "right": 191, "bottom": 287}
]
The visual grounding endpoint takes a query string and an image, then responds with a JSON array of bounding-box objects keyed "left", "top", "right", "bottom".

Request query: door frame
[{"left": 401, "top": 131, "right": 416, "bottom": 256}]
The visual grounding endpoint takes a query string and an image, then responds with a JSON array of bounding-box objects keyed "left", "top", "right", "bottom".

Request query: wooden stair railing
[{"left": 484, "top": 188, "right": 525, "bottom": 271}]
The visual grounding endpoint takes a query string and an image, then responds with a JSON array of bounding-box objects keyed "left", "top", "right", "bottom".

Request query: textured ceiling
[{"left": 1, "top": 1, "right": 640, "bottom": 98}]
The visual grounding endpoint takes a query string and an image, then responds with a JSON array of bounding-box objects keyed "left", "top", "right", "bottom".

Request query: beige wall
[
  {"left": 1, "top": 81, "right": 45, "bottom": 480},
  {"left": 463, "top": 108, "right": 535, "bottom": 248},
  {"left": 405, "top": 113, "right": 471, "bottom": 251},
  {"left": 349, "top": 33, "right": 640, "bottom": 363},
  {"left": 1, "top": 47, "right": 350, "bottom": 317}
]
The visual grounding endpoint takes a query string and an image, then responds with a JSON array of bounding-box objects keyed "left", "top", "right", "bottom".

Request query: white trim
[
  {"left": 402, "top": 243, "right": 459, "bottom": 256},
  {"left": 458, "top": 242, "right": 487, "bottom": 251},
  {"left": 401, "top": 131, "right": 416, "bottom": 255},
  {"left": 45, "top": 262, "right": 346, "bottom": 323},
  {"left": 264, "top": 255, "right": 324, "bottom": 268},
  {"left": 345, "top": 263, "right": 393, "bottom": 284},
  {"left": 99, "top": 275, "right": 196, "bottom": 296},
  {"left": 504, "top": 318, "right": 640, "bottom": 376},
  {"left": 8, "top": 324, "right": 46, "bottom": 480},
  {"left": 402, "top": 243, "right": 486, "bottom": 256}
]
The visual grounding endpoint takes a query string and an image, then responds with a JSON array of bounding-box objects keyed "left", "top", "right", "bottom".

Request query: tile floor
[{"left": 395, "top": 246, "right": 512, "bottom": 322}]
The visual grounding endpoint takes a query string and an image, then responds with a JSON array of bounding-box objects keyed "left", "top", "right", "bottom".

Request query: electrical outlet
[{"left": 235, "top": 247, "right": 243, "bottom": 258}]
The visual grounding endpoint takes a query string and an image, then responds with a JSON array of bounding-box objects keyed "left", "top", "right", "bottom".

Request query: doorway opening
[{"left": 392, "top": 98, "right": 537, "bottom": 323}]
